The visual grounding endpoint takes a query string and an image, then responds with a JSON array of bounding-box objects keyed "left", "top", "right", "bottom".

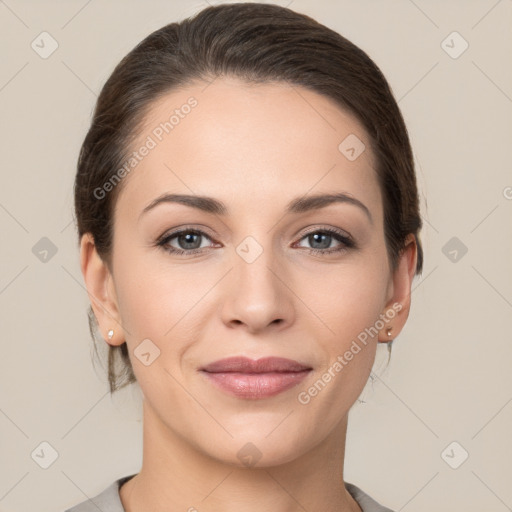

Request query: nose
[{"left": 220, "top": 247, "right": 295, "bottom": 334}]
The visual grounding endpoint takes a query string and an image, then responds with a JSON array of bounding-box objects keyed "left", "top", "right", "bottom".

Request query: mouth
[{"left": 199, "top": 356, "right": 313, "bottom": 399}]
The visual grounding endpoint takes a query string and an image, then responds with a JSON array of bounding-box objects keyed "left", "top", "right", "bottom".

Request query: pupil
[
  {"left": 310, "top": 233, "right": 330, "bottom": 249},
  {"left": 180, "top": 233, "right": 200, "bottom": 249}
]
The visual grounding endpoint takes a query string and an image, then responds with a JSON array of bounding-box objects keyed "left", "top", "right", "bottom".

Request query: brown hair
[{"left": 74, "top": 2, "right": 424, "bottom": 393}]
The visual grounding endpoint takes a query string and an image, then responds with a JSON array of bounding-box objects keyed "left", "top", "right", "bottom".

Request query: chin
[{"left": 203, "top": 431, "right": 314, "bottom": 469}]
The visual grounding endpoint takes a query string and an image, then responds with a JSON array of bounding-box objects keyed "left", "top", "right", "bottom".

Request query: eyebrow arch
[{"left": 139, "top": 192, "right": 372, "bottom": 223}]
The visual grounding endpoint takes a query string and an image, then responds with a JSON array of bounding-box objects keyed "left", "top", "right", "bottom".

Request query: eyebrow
[{"left": 139, "top": 192, "right": 372, "bottom": 223}]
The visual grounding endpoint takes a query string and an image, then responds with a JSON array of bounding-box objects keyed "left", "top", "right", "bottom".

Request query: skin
[{"left": 81, "top": 77, "right": 417, "bottom": 512}]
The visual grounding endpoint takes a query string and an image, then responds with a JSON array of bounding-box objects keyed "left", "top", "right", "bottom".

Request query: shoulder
[
  {"left": 63, "top": 474, "right": 136, "bottom": 512},
  {"left": 345, "top": 481, "right": 396, "bottom": 512}
]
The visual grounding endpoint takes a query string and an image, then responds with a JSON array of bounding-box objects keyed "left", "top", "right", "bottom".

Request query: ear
[
  {"left": 377, "top": 234, "right": 418, "bottom": 343},
  {"left": 80, "top": 233, "right": 124, "bottom": 347}
]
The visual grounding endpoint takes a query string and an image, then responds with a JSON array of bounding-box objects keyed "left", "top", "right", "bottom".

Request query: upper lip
[{"left": 200, "top": 356, "right": 312, "bottom": 373}]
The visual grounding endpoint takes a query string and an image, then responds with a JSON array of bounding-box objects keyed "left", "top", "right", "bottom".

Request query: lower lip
[{"left": 201, "top": 370, "right": 311, "bottom": 399}]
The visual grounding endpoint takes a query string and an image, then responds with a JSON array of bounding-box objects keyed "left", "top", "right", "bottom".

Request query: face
[{"left": 82, "top": 77, "right": 416, "bottom": 467}]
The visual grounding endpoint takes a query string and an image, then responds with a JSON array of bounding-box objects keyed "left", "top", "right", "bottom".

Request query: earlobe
[
  {"left": 377, "top": 234, "right": 418, "bottom": 343},
  {"left": 80, "top": 233, "right": 124, "bottom": 346}
]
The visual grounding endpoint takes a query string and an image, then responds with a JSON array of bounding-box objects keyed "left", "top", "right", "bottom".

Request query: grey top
[{"left": 64, "top": 474, "right": 395, "bottom": 512}]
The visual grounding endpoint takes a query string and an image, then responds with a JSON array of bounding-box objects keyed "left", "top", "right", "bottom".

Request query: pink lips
[{"left": 199, "top": 356, "right": 312, "bottom": 399}]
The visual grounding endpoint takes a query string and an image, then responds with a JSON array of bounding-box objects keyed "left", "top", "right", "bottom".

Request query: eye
[
  {"left": 294, "top": 228, "right": 355, "bottom": 256},
  {"left": 156, "top": 226, "right": 356, "bottom": 257},
  {"left": 156, "top": 228, "right": 217, "bottom": 256}
]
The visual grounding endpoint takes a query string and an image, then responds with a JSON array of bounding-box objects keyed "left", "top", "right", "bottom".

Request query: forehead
[{"left": 116, "top": 77, "right": 381, "bottom": 222}]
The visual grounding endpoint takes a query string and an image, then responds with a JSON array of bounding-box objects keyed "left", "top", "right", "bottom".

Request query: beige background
[{"left": 1, "top": 0, "right": 511, "bottom": 510}]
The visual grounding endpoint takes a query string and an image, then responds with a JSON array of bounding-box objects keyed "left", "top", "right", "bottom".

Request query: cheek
[
  {"left": 302, "top": 256, "right": 389, "bottom": 341},
  {"left": 111, "top": 259, "right": 204, "bottom": 396},
  {"left": 303, "top": 255, "right": 390, "bottom": 389},
  {"left": 293, "top": 265, "right": 388, "bottom": 427},
  {"left": 114, "top": 262, "right": 203, "bottom": 341}
]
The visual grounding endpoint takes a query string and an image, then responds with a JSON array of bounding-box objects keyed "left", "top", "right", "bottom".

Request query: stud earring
[
  {"left": 386, "top": 327, "right": 392, "bottom": 337},
  {"left": 107, "top": 329, "right": 114, "bottom": 341}
]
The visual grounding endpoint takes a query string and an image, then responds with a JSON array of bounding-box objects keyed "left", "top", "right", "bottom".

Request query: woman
[{"left": 68, "top": 2, "right": 423, "bottom": 511}]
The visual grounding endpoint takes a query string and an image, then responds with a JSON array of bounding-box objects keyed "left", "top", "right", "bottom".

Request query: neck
[{"left": 120, "top": 399, "right": 362, "bottom": 512}]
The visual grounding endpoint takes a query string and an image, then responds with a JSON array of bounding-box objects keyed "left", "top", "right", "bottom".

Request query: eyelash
[{"left": 156, "top": 226, "right": 356, "bottom": 257}]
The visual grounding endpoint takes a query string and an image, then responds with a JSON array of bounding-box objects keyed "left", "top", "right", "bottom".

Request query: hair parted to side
[{"left": 74, "top": 2, "right": 424, "bottom": 394}]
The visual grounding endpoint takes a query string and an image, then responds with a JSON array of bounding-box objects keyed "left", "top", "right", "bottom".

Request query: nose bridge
[
  {"left": 234, "top": 232, "right": 281, "bottom": 300},
  {"left": 221, "top": 229, "right": 294, "bottom": 332},
  {"left": 231, "top": 209, "right": 279, "bottom": 271}
]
